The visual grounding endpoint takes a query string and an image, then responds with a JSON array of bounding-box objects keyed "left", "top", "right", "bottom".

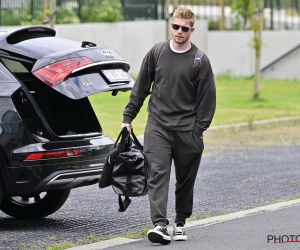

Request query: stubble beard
[{"left": 172, "top": 33, "right": 190, "bottom": 45}]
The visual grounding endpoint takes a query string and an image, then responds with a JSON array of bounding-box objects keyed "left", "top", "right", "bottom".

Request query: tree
[
  {"left": 232, "top": 0, "right": 264, "bottom": 100},
  {"left": 219, "top": 0, "right": 225, "bottom": 30},
  {"left": 232, "top": 0, "right": 252, "bottom": 29},
  {"left": 251, "top": 0, "right": 264, "bottom": 100}
]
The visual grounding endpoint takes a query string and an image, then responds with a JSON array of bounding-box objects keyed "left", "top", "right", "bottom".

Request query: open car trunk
[
  {"left": 14, "top": 73, "right": 101, "bottom": 137},
  {"left": 0, "top": 27, "right": 135, "bottom": 139}
]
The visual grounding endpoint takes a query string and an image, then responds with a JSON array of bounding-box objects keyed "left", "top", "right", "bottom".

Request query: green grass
[
  {"left": 89, "top": 77, "right": 300, "bottom": 139},
  {"left": 213, "top": 76, "right": 300, "bottom": 126},
  {"left": 46, "top": 242, "right": 76, "bottom": 250},
  {"left": 121, "top": 226, "right": 152, "bottom": 239},
  {"left": 44, "top": 228, "right": 152, "bottom": 250}
]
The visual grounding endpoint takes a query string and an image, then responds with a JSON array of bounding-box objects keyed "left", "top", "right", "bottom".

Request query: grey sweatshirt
[{"left": 123, "top": 41, "right": 216, "bottom": 136}]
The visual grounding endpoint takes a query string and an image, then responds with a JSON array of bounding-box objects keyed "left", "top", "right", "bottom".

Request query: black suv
[{"left": 0, "top": 26, "right": 134, "bottom": 219}]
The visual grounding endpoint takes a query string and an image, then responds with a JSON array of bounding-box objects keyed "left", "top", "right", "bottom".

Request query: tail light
[
  {"left": 32, "top": 57, "right": 93, "bottom": 87},
  {"left": 25, "top": 149, "right": 82, "bottom": 160}
]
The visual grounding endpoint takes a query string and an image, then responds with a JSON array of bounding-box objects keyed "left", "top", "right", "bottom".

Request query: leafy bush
[
  {"left": 22, "top": 9, "right": 44, "bottom": 26},
  {"left": 80, "top": 0, "right": 124, "bottom": 23},
  {"left": 1, "top": 9, "right": 24, "bottom": 25},
  {"left": 0, "top": 0, "right": 123, "bottom": 25},
  {"left": 56, "top": 7, "right": 80, "bottom": 24},
  {"left": 0, "top": 8, "right": 44, "bottom": 26},
  {"left": 208, "top": 20, "right": 219, "bottom": 30}
]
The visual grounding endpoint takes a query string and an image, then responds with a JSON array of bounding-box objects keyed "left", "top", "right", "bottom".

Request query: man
[{"left": 121, "top": 5, "right": 216, "bottom": 245}]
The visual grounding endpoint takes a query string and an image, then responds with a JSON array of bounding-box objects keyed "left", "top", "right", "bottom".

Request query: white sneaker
[
  {"left": 173, "top": 221, "right": 187, "bottom": 241},
  {"left": 147, "top": 224, "right": 171, "bottom": 245}
]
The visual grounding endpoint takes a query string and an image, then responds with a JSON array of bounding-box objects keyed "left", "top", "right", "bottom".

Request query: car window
[
  {"left": 1, "top": 58, "right": 29, "bottom": 73},
  {"left": 0, "top": 62, "right": 16, "bottom": 82},
  {"left": 0, "top": 50, "right": 29, "bottom": 74}
]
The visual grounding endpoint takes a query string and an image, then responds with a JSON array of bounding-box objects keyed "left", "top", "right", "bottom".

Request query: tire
[
  {"left": 0, "top": 174, "right": 3, "bottom": 206},
  {"left": 0, "top": 155, "right": 6, "bottom": 207},
  {"left": 0, "top": 189, "right": 71, "bottom": 219}
]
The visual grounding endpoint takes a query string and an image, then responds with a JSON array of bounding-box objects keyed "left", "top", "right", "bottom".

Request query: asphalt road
[{"left": 0, "top": 121, "right": 299, "bottom": 250}]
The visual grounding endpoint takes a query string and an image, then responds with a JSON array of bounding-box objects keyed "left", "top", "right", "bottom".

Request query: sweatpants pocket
[{"left": 193, "top": 131, "right": 204, "bottom": 150}]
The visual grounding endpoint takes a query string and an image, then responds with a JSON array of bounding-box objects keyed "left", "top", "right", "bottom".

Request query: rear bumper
[
  {"left": 46, "top": 165, "right": 103, "bottom": 187},
  {"left": 33, "top": 166, "right": 104, "bottom": 193},
  {"left": 5, "top": 135, "right": 114, "bottom": 196}
]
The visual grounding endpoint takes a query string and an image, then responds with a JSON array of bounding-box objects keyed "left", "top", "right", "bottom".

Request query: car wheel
[{"left": 0, "top": 189, "right": 71, "bottom": 219}]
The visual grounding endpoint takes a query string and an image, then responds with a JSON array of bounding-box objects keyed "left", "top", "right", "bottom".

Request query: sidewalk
[{"left": 70, "top": 199, "right": 300, "bottom": 250}]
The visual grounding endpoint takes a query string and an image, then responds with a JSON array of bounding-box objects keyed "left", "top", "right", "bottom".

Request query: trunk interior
[{"left": 15, "top": 72, "right": 102, "bottom": 137}]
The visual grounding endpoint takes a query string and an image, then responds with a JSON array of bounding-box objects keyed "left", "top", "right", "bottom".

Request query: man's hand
[{"left": 121, "top": 123, "right": 132, "bottom": 133}]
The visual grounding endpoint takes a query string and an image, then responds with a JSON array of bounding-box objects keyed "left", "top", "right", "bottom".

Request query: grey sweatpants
[{"left": 144, "top": 120, "right": 204, "bottom": 227}]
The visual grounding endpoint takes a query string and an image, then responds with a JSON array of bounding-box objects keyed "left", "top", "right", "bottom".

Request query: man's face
[{"left": 171, "top": 18, "right": 195, "bottom": 45}]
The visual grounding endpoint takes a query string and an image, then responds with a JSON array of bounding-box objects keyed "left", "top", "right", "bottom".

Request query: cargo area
[{"left": 15, "top": 72, "right": 102, "bottom": 137}]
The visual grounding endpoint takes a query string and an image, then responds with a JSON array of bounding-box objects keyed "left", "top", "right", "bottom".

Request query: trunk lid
[{"left": 0, "top": 27, "right": 134, "bottom": 99}]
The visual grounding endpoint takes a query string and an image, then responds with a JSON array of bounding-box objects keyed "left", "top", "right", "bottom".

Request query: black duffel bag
[
  {"left": 98, "top": 128, "right": 131, "bottom": 189},
  {"left": 99, "top": 128, "right": 148, "bottom": 212},
  {"left": 111, "top": 128, "right": 148, "bottom": 212}
]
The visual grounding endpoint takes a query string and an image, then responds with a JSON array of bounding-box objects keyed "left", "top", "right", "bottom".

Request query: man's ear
[{"left": 190, "top": 27, "right": 195, "bottom": 34}]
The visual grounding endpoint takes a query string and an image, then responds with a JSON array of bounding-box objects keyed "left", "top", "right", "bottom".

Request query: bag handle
[
  {"left": 117, "top": 128, "right": 142, "bottom": 150},
  {"left": 113, "top": 128, "right": 131, "bottom": 148},
  {"left": 130, "top": 130, "right": 143, "bottom": 150},
  {"left": 114, "top": 128, "right": 127, "bottom": 146},
  {"left": 114, "top": 130, "right": 123, "bottom": 146}
]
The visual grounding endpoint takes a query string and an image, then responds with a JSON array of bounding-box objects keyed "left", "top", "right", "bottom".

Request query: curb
[
  {"left": 182, "top": 198, "right": 300, "bottom": 230},
  {"left": 68, "top": 199, "right": 300, "bottom": 250},
  {"left": 67, "top": 237, "right": 140, "bottom": 250}
]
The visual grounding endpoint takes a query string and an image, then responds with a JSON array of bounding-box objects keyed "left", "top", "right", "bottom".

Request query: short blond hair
[{"left": 173, "top": 5, "right": 196, "bottom": 27}]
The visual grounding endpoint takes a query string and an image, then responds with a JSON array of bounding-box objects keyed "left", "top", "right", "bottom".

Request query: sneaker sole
[
  {"left": 147, "top": 231, "right": 171, "bottom": 245},
  {"left": 173, "top": 235, "right": 187, "bottom": 241}
]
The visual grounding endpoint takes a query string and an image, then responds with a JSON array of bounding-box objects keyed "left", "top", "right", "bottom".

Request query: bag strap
[
  {"left": 153, "top": 41, "right": 167, "bottom": 71},
  {"left": 114, "top": 127, "right": 130, "bottom": 147},
  {"left": 115, "top": 128, "right": 141, "bottom": 150},
  {"left": 118, "top": 195, "right": 131, "bottom": 212},
  {"left": 193, "top": 48, "right": 205, "bottom": 101},
  {"left": 148, "top": 41, "right": 167, "bottom": 95},
  {"left": 193, "top": 48, "right": 204, "bottom": 81},
  {"left": 130, "top": 130, "right": 143, "bottom": 150},
  {"left": 113, "top": 130, "right": 123, "bottom": 147}
]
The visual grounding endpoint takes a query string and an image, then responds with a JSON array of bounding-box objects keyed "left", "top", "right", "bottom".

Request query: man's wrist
[{"left": 123, "top": 115, "right": 133, "bottom": 124}]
